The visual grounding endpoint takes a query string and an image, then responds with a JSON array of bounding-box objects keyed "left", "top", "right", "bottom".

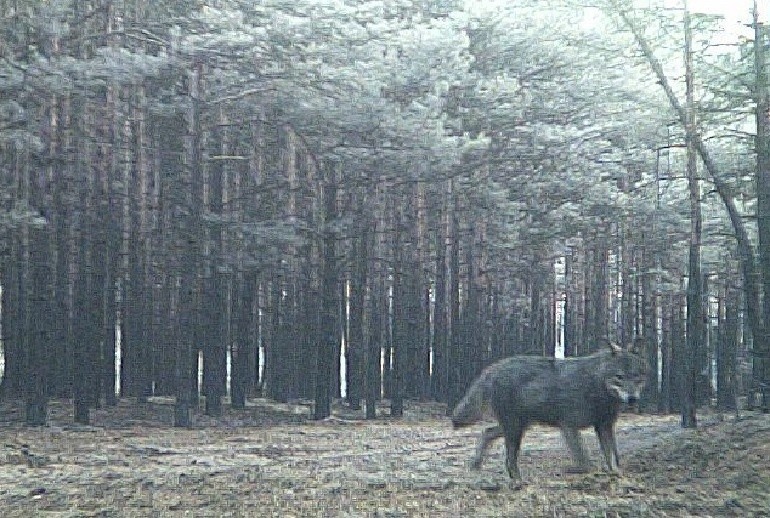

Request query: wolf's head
[{"left": 601, "top": 338, "right": 649, "bottom": 405}]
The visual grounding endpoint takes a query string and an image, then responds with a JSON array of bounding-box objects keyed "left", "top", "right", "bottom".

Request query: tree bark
[
  {"left": 390, "top": 200, "right": 405, "bottom": 417},
  {"left": 315, "top": 163, "right": 339, "bottom": 420},
  {"left": 174, "top": 62, "right": 204, "bottom": 428},
  {"left": 365, "top": 206, "right": 382, "bottom": 420},
  {"left": 753, "top": 7, "right": 770, "bottom": 412},
  {"left": 347, "top": 208, "right": 367, "bottom": 410},
  {"left": 446, "top": 184, "right": 461, "bottom": 411},
  {"left": 682, "top": 3, "right": 700, "bottom": 429},
  {"left": 717, "top": 287, "right": 738, "bottom": 410},
  {"left": 433, "top": 186, "right": 448, "bottom": 404}
]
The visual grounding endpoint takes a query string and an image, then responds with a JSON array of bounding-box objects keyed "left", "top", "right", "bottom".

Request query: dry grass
[{"left": 1, "top": 398, "right": 768, "bottom": 517}]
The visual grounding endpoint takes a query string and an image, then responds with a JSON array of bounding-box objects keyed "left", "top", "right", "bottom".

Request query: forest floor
[{"left": 1, "top": 398, "right": 769, "bottom": 517}]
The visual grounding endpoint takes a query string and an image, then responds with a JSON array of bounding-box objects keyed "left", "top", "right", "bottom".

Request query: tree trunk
[
  {"left": 347, "top": 214, "right": 367, "bottom": 410},
  {"left": 564, "top": 247, "right": 576, "bottom": 357},
  {"left": 584, "top": 237, "right": 608, "bottom": 354},
  {"left": 230, "top": 138, "right": 248, "bottom": 409},
  {"left": 365, "top": 212, "right": 382, "bottom": 420},
  {"left": 102, "top": 56, "right": 121, "bottom": 406},
  {"left": 0, "top": 243, "right": 23, "bottom": 398},
  {"left": 203, "top": 274, "right": 225, "bottom": 417},
  {"left": 390, "top": 202, "right": 405, "bottom": 417},
  {"left": 446, "top": 185, "right": 461, "bottom": 411},
  {"left": 528, "top": 269, "right": 542, "bottom": 356},
  {"left": 70, "top": 21, "right": 93, "bottom": 421},
  {"left": 22, "top": 135, "right": 47, "bottom": 424},
  {"left": 753, "top": 8, "right": 770, "bottom": 412},
  {"left": 717, "top": 287, "right": 738, "bottom": 411},
  {"left": 315, "top": 163, "right": 338, "bottom": 420},
  {"left": 620, "top": 235, "right": 634, "bottom": 346},
  {"left": 659, "top": 295, "right": 673, "bottom": 414},
  {"left": 231, "top": 270, "right": 253, "bottom": 410},
  {"left": 671, "top": 297, "right": 685, "bottom": 414},
  {"left": 681, "top": 3, "right": 700, "bottom": 429},
  {"left": 174, "top": 62, "right": 204, "bottom": 428},
  {"left": 432, "top": 189, "right": 448, "bottom": 403},
  {"left": 421, "top": 283, "right": 432, "bottom": 400},
  {"left": 73, "top": 220, "right": 91, "bottom": 425},
  {"left": 640, "top": 245, "right": 659, "bottom": 412},
  {"left": 27, "top": 222, "right": 50, "bottom": 426}
]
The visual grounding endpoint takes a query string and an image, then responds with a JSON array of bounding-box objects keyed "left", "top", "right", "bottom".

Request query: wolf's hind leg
[
  {"left": 470, "top": 425, "right": 503, "bottom": 470},
  {"left": 561, "top": 426, "right": 590, "bottom": 473}
]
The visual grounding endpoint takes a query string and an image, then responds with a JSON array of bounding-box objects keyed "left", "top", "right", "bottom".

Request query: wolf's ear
[{"left": 629, "top": 336, "right": 646, "bottom": 355}]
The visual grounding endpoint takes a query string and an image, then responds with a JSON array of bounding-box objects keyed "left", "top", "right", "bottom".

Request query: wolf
[{"left": 451, "top": 339, "right": 648, "bottom": 480}]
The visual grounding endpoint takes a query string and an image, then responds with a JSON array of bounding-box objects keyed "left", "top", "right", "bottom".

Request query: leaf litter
[{"left": 1, "top": 398, "right": 769, "bottom": 517}]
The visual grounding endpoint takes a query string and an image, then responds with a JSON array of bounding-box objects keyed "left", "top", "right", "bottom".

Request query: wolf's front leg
[
  {"left": 595, "top": 421, "right": 620, "bottom": 472},
  {"left": 561, "top": 426, "right": 590, "bottom": 473},
  {"left": 502, "top": 421, "right": 525, "bottom": 480},
  {"left": 470, "top": 425, "right": 503, "bottom": 470}
]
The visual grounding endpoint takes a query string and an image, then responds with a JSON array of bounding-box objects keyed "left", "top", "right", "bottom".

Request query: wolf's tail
[{"left": 451, "top": 375, "right": 489, "bottom": 429}]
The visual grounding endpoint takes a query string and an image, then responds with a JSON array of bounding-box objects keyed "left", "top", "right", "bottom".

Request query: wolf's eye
[{"left": 615, "top": 374, "right": 624, "bottom": 381}]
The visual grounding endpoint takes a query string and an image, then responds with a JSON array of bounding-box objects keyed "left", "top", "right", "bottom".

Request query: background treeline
[{"left": 0, "top": 0, "right": 766, "bottom": 427}]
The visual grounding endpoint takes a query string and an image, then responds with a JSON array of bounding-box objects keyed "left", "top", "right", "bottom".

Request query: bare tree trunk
[
  {"left": 230, "top": 120, "right": 247, "bottom": 410},
  {"left": 265, "top": 273, "right": 285, "bottom": 402},
  {"left": 585, "top": 239, "right": 608, "bottom": 353},
  {"left": 174, "top": 62, "right": 204, "bottom": 428},
  {"left": 365, "top": 193, "right": 383, "bottom": 419},
  {"left": 432, "top": 185, "right": 448, "bottom": 403},
  {"left": 404, "top": 186, "right": 424, "bottom": 401},
  {"left": 390, "top": 198, "right": 406, "bottom": 417},
  {"left": 671, "top": 296, "right": 686, "bottom": 414},
  {"left": 102, "top": 23, "right": 120, "bottom": 403},
  {"left": 0, "top": 239, "right": 22, "bottom": 398},
  {"left": 620, "top": 232, "right": 634, "bottom": 346},
  {"left": 135, "top": 80, "right": 153, "bottom": 404},
  {"left": 717, "top": 286, "right": 738, "bottom": 411},
  {"left": 365, "top": 266, "right": 382, "bottom": 420},
  {"left": 682, "top": 3, "right": 700, "bottom": 428},
  {"left": 22, "top": 123, "right": 47, "bottom": 424},
  {"left": 315, "top": 162, "right": 338, "bottom": 420},
  {"left": 447, "top": 184, "right": 461, "bottom": 411},
  {"left": 421, "top": 283, "right": 432, "bottom": 400},
  {"left": 28, "top": 219, "right": 51, "bottom": 425},
  {"left": 640, "top": 244, "right": 659, "bottom": 412},
  {"left": 347, "top": 199, "right": 367, "bottom": 410},
  {"left": 202, "top": 107, "right": 230, "bottom": 418},
  {"left": 70, "top": 2, "right": 93, "bottom": 422},
  {"left": 753, "top": 4, "right": 770, "bottom": 412},
  {"left": 659, "top": 295, "right": 673, "bottom": 414},
  {"left": 563, "top": 247, "right": 576, "bottom": 357},
  {"left": 528, "top": 266, "right": 542, "bottom": 356}
]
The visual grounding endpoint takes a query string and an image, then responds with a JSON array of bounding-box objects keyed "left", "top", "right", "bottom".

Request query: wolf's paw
[
  {"left": 470, "top": 479, "right": 503, "bottom": 491},
  {"left": 564, "top": 465, "right": 591, "bottom": 475}
]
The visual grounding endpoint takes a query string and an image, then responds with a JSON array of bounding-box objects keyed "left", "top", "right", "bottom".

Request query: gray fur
[{"left": 451, "top": 340, "right": 648, "bottom": 479}]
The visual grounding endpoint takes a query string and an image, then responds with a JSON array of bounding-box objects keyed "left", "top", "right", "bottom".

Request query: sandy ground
[{"left": 1, "top": 398, "right": 769, "bottom": 517}]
